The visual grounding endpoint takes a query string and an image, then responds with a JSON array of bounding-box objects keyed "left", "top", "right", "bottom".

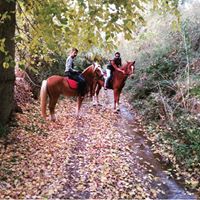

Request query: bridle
[
  {"left": 92, "top": 63, "right": 104, "bottom": 80},
  {"left": 123, "top": 63, "right": 135, "bottom": 76}
]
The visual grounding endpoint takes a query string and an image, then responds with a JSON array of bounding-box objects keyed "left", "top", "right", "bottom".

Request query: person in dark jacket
[{"left": 104, "top": 52, "right": 125, "bottom": 89}]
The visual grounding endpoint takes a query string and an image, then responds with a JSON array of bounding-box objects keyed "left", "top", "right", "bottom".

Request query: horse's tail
[{"left": 40, "top": 80, "right": 48, "bottom": 118}]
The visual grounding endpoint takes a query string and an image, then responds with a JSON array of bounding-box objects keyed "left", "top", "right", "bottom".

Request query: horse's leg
[
  {"left": 113, "top": 89, "right": 120, "bottom": 112},
  {"left": 95, "top": 83, "right": 102, "bottom": 106},
  {"left": 90, "top": 83, "right": 94, "bottom": 99},
  {"left": 116, "top": 88, "right": 123, "bottom": 111},
  {"left": 94, "top": 80, "right": 104, "bottom": 106},
  {"left": 92, "top": 81, "right": 98, "bottom": 106},
  {"left": 48, "top": 95, "right": 59, "bottom": 121},
  {"left": 92, "top": 95, "right": 96, "bottom": 106},
  {"left": 40, "top": 80, "right": 48, "bottom": 118},
  {"left": 76, "top": 96, "right": 84, "bottom": 118}
]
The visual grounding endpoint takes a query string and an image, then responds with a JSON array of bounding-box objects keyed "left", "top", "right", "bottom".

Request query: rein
[
  {"left": 120, "top": 63, "right": 134, "bottom": 76},
  {"left": 95, "top": 73, "right": 104, "bottom": 80}
]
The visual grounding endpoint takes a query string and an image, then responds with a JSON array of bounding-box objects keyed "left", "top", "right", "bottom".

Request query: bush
[{"left": 167, "top": 115, "right": 200, "bottom": 167}]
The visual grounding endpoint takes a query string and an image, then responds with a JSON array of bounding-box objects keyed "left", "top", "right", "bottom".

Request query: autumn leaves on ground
[
  {"left": 1, "top": 85, "right": 153, "bottom": 198},
  {"left": 0, "top": 80, "right": 195, "bottom": 199}
]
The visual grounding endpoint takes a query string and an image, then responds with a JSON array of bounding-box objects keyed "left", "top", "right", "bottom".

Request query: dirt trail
[
  {"left": 0, "top": 90, "right": 197, "bottom": 199},
  {"left": 52, "top": 90, "right": 196, "bottom": 199}
]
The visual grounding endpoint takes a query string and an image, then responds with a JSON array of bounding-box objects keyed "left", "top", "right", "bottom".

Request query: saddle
[{"left": 64, "top": 77, "right": 78, "bottom": 89}]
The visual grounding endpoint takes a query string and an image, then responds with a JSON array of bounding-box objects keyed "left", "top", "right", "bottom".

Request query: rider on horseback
[
  {"left": 65, "top": 48, "right": 86, "bottom": 96},
  {"left": 104, "top": 52, "right": 125, "bottom": 89}
]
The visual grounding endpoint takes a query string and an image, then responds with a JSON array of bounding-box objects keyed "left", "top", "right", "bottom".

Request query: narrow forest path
[
  {"left": 0, "top": 90, "right": 197, "bottom": 199},
  {"left": 52, "top": 90, "right": 196, "bottom": 199}
]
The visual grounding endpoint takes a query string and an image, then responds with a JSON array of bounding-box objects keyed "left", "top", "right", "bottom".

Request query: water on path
[{"left": 120, "top": 105, "right": 196, "bottom": 199}]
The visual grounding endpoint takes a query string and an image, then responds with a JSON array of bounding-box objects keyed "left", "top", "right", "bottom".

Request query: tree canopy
[{"left": 16, "top": 0, "right": 179, "bottom": 58}]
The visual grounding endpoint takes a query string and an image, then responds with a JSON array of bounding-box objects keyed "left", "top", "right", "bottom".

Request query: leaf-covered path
[{"left": 0, "top": 90, "right": 196, "bottom": 199}]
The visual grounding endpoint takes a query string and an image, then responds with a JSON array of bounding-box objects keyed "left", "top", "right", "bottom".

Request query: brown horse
[
  {"left": 92, "top": 61, "right": 135, "bottom": 112},
  {"left": 40, "top": 63, "right": 103, "bottom": 121}
]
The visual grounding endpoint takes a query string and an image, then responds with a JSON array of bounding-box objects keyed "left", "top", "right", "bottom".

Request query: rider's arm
[{"left": 110, "top": 60, "right": 125, "bottom": 74}]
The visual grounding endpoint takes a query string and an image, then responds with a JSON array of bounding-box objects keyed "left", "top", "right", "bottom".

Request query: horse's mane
[
  {"left": 82, "top": 63, "right": 99, "bottom": 74},
  {"left": 120, "top": 62, "right": 129, "bottom": 70},
  {"left": 82, "top": 64, "right": 94, "bottom": 74}
]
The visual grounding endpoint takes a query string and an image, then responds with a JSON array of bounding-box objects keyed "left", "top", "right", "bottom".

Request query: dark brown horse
[
  {"left": 40, "top": 63, "right": 103, "bottom": 121},
  {"left": 92, "top": 61, "right": 135, "bottom": 112}
]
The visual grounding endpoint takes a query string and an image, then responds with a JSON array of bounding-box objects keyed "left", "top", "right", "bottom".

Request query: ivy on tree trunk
[{"left": 0, "top": 0, "right": 16, "bottom": 125}]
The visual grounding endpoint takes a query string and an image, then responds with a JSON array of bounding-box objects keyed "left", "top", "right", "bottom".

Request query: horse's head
[
  {"left": 122, "top": 61, "right": 135, "bottom": 76},
  {"left": 82, "top": 62, "right": 104, "bottom": 81},
  {"left": 92, "top": 62, "right": 104, "bottom": 80}
]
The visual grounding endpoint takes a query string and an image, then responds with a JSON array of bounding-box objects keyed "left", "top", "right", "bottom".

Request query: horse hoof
[
  {"left": 76, "top": 113, "right": 82, "bottom": 120},
  {"left": 49, "top": 115, "right": 56, "bottom": 121},
  {"left": 49, "top": 118, "right": 56, "bottom": 122},
  {"left": 51, "top": 118, "right": 56, "bottom": 122}
]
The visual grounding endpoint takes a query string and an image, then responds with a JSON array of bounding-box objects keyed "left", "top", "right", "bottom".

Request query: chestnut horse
[
  {"left": 92, "top": 61, "right": 135, "bottom": 112},
  {"left": 40, "top": 63, "right": 103, "bottom": 121}
]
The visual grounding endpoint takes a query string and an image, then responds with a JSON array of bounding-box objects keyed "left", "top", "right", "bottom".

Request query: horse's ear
[{"left": 133, "top": 61, "right": 136, "bottom": 65}]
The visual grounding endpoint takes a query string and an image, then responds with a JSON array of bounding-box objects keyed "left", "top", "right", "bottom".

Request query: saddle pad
[{"left": 64, "top": 77, "right": 78, "bottom": 89}]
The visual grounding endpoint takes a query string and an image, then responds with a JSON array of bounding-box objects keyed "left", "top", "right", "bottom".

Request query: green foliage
[
  {"left": 126, "top": 53, "right": 178, "bottom": 108},
  {"left": 123, "top": 2, "right": 200, "bottom": 171},
  {"left": 145, "top": 113, "right": 200, "bottom": 168},
  {"left": 146, "top": 57, "right": 178, "bottom": 80},
  {"left": 0, "top": 37, "right": 15, "bottom": 69},
  {"left": 190, "top": 86, "right": 200, "bottom": 98},
  {"left": 0, "top": 11, "right": 11, "bottom": 24},
  {"left": 167, "top": 115, "right": 200, "bottom": 167},
  {"left": 74, "top": 57, "right": 91, "bottom": 71},
  {"left": 28, "top": 53, "right": 66, "bottom": 83},
  {"left": 17, "top": 0, "right": 152, "bottom": 54},
  {"left": 0, "top": 39, "right": 6, "bottom": 53},
  {"left": 3, "top": 55, "right": 15, "bottom": 69},
  {"left": 14, "top": 0, "right": 179, "bottom": 74}
]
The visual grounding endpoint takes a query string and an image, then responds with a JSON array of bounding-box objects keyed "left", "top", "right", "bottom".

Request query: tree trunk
[{"left": 0, "top": 0, "right": 16, "bottom": 125}]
